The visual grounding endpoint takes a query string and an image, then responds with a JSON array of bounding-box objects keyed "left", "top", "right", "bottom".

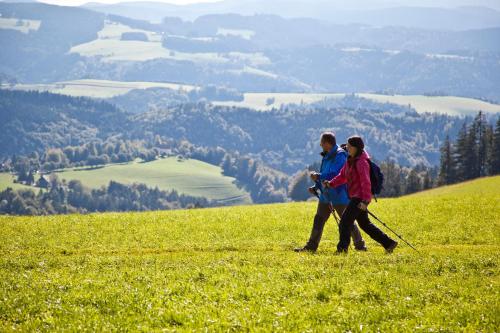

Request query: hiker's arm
[
  {"left": 326, "top": 163, "right": 347, "bottom": 188},
  {"left": 358, "top": 159, "right": 372, "bottom": 203},
  {"left": 319, "top": 152, "right": 346, "bottom": 181}
]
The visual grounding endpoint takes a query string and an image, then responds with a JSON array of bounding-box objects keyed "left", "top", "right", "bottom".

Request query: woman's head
[{"left": 346, "top": 136, "right": 364, "bottom": 157}]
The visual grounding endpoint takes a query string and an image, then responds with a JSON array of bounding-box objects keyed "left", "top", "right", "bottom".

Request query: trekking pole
[
  {"left": 366, "top": 209, "right": 420, "bottom": 253},
  {"left": 315, "top": 180, "right": 340, "bottom": 226},
  {"left": 329, "top": 203, "right": 339, "bottom": 226},
  {"left": 314, "top": 180, "right": 352, "bottom": 249}
]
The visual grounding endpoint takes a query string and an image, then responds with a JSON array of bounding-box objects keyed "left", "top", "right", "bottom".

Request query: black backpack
[{"left": 368, "top": 159, "right": 384, "bottom": 197}]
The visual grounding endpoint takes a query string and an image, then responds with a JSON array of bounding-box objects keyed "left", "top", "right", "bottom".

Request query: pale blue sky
[{"left": 39, "top": 0, "right": 222, "bottom": 6}]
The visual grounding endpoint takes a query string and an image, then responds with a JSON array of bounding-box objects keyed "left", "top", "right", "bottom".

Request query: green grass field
[
  {"left": 55, "top": 157, "right": 250, "bottom": 205},
  {"left": 0, "top": 157, "right": 251, "bottom": 205},
  {"left": 0, "top": 173, "right": 34, "bottom": 191},
  {"left": 0, "top": 176, "right": 498, "bottom": 331},
  {"left": 213, "top": 92, "right": 500, "bottom": 116}
]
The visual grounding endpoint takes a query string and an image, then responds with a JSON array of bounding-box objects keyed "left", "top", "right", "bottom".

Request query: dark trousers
[
  {"left": 337, "top": 198, "right": 395, "bottom": 252},
  {"left": 306, "top": 201, "right": 366, "bottom": 250}
]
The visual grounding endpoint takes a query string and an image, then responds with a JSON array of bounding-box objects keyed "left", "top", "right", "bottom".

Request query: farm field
[
  {"left": 213, "top": 92, "right": 500, "bottom": 116},
  {"left": 0, "top": 17, "right": 40, "bottom": 34},
  {"left": 0, "top": 157, "right": 251, "bottom": 206},
  {"left": 0, "top": 176, "right": 498, "bottom": 331},
  {"left": 8, "top": 79, "right": 196, "bottom": 99},
  {"left": 68, "top": 20, "right": 270, "bottom": 66},
  {"left": 7, "top": 78, "right": 499, "bottom": 116},
  {"left": 0, "top": 173, "right": 34, "bottom": 191}
]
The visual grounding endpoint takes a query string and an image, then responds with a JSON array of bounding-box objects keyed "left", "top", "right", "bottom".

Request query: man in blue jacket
[{"left": 294, "top": 132, "right": 366, "bottom": 252}]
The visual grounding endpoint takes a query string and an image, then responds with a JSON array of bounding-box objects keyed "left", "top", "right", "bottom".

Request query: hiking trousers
[
  {"left": 337, "top": 198, "right": 395, "bottom": 252},
  {"left": 306, "top": 201, "right": 366, "bottom": 250}
]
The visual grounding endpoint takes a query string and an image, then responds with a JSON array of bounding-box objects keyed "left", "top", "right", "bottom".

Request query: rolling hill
[
  {"left": 0, "top": 157, "right": 252, "bottom": 206},
  {"left": 53, "top": 157, "right": 251, "bottom": 205},
  {"left": 0, "top": 176, "right": 498, "bottom": 330},
  {"left": 9, "top": 79, "right": 500, "bottom": 117}
]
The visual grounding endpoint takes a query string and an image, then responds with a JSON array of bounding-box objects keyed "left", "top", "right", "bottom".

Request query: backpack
[{"left": 368, "top": 159, "right": 384, "bottom": 197}]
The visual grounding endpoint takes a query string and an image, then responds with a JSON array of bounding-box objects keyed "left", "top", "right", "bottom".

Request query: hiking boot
[
  {"left": 385, "top": 241, "right": 398, "bottom": 254},
  {"left": 355, "top": 245, "right": 368, "bottom": 252},
  {"left": 294, "top": 246, "right": 316, "bottom": 253},
  {"left": 334, "top": 248, "right": 348, "bottom": 255}
]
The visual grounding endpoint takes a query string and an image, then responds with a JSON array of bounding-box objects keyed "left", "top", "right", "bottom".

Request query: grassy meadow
[
  {"left": 0, "top": 173, "right": 36, "bottom": 192},
  {"left": 52, "top": 157, "right": 251, "bottom": 205},
  {"left": 0, "top": 176, "right": 498, "bottom": 331},
  {"left": 0, "top": 157, "right": 250, "bottom": 206}
]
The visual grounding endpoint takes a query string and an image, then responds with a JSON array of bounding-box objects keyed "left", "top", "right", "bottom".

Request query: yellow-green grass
[
  {"left": 10, "top": 79, "right": 197, "bottom": 98},
  {"left": 50, "top": 157, "right": 251, "bottom": 205},
  {"left": 0, "top": 177, "right": 498, "bottom": 331},
  {"left": 213, "top": 92, "right": 500, "bottom": 116},
  {"left": 0, "top": 17, "right": 40, "bottom": 34}
]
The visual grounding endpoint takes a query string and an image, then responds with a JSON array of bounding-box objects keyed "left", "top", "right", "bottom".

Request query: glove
[
  {"left": 308, "top": 186, "right": 317, "bottom": 195},
  {"left": 309, "top": 172, "right": 320, "bottom": 182}
]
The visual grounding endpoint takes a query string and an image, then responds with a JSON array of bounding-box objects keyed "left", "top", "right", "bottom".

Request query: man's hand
[
  {"left": 357, "top": 202, "right": 368, "bottom": 211},
  {"left": 322, "top": 180, "right": 331, "bottom": 188},
  {"left": 308, "top": 186, "right": 317, "bottom": 196},
  {"left": 309, "top": 172, "right": 320, "bottom": 182}
]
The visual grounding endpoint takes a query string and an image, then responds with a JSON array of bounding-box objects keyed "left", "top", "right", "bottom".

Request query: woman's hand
[{"left": 357, "top": 202, "right": 368, "bottom": 211}]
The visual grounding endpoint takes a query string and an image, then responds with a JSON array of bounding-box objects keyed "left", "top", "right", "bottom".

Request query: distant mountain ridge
[
  {"left": 81, "top": 0, "right": 500, "bottom": 30},
  {"left": 1, "top": 2, "right": 500, "bottom": 100}
]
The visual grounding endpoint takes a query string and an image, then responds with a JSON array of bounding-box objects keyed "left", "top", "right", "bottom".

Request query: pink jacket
[{"left": 328, "top": 150, "right": 372, "bottom": 203}]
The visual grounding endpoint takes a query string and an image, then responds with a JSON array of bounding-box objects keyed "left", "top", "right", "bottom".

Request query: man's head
[{"left": 320, "top": 132, "right": 336, "bottom": 152}]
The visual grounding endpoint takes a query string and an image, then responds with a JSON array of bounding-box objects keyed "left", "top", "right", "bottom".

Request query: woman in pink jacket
[{"left": 324, "top": 136, "right": 398, "bottom": 253}]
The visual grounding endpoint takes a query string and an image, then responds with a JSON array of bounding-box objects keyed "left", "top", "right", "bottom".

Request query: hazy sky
[{"left": 38, "top": 0, "right": 222, "bottom": 6}]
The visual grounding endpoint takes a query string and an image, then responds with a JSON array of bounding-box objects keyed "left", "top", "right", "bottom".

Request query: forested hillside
[{"left": 0, "top": 90, "right": 468, "bottom": 170}]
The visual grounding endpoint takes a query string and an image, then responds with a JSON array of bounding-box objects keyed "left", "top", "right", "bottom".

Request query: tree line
[
  {"left": 289, "top": 160, "right": 437, "bottom": 201},
  {"left": 438, "top": 112, "right": 500, "bottom": 185},
  {"left": 0, "top": 175, "right": 212, "bottom": 216},
  {"left": 151, "top": 138, "right": 289, "bottom": 203},
  {"left": 4, "top": 139, "right": 158, "bottom": 184}
]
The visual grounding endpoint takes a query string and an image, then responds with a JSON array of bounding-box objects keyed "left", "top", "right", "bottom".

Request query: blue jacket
[{"left": 314, "top": 145, "right": 350, "bottom": 205}]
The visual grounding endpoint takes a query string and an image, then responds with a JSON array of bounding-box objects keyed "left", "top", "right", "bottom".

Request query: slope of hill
[
  {"left": 0, "top": 89, "right": 470, "bottom": 169},
  {"left": 0, "top": 176, "right": 498, "bottom": 330},
  {"left": 52, "top": 157, "right": 251, "bottom": 205},
  {"left": 0, "top": 157, "right": 252, "bottom": 205},
  {"left": 0, "top": 90, "right": 127, "bottom": 157},
  {"left": 132, "top": 102, "right": 467, "bottom": 169}
]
